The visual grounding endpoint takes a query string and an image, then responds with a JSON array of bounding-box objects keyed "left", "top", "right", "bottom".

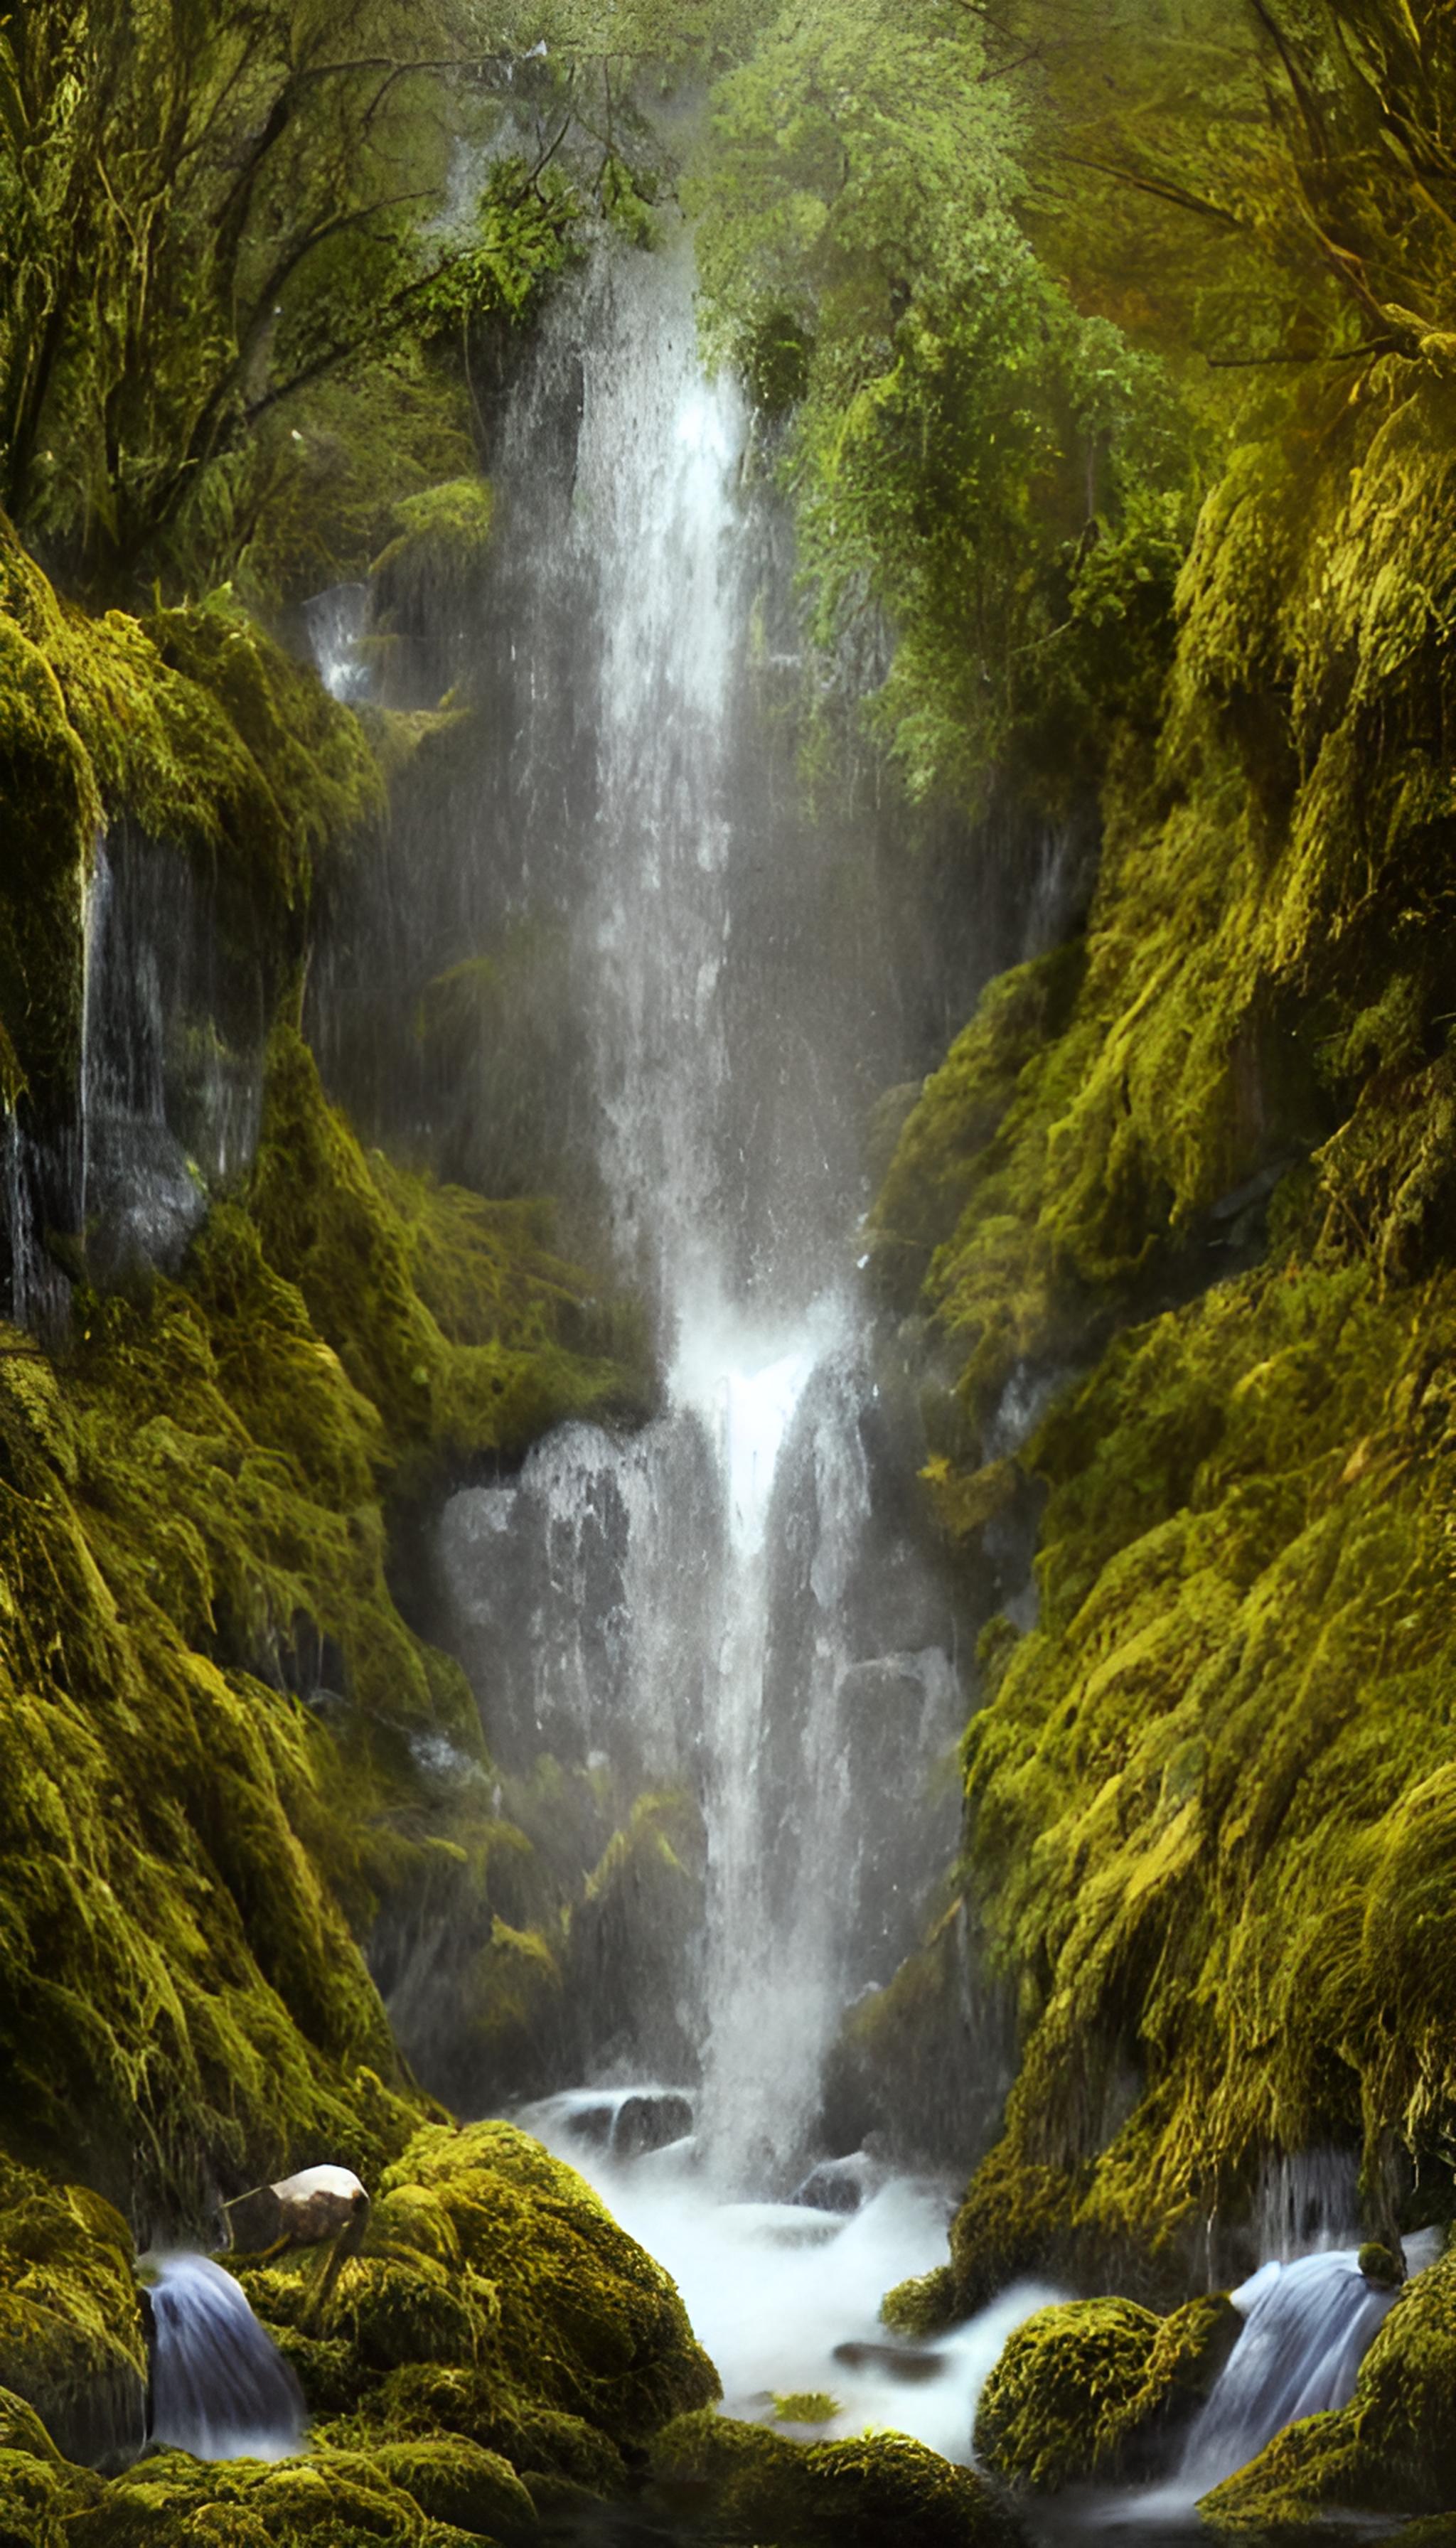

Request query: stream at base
[
  {"left": 515, "top": 2089, "right": 1423, "bottom": 2529},
  {"left": 520, "top": 2088, "right": 1061, "bottom": 2461}
]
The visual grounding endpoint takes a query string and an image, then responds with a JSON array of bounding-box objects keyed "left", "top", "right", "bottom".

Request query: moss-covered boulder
[
  {"left": 1200, "top": 2247, "right": 1456, "bottom": 2527},
  {"left": 0, "top": 2163, "right": 146, "bottom": 2469},
  {"left": 220, "top": 2121, "right": 716, "bottom": 2529},
  {"left": 368, "top": 2438, "right": 534, "bottom": 2536},
  {"left": 973, "top": 2291, "right": 1241, "bottom": 2491},
  {"left": 647, "top": 2409, "right": 1024, "bottom": 2548},
  {"left": 973, "top": 2296, "right": 1157, "bottom": 2491},
  {"left": 882, "top": 2264, "right": 959, "bottom": 2340},
  {"left": 64, "top": 2446, "right": 434, "bottom": 2547}
]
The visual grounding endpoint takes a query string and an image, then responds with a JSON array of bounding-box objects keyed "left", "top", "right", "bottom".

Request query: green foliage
[
  {"left": 0, "top": 6, "right": 609, "bottom": 602},
  {"left": 414, "top": 161, "right": 582, "bottom": 338},
  {"left": 687, "top": 0, "right": 1201, "bottom": 819}
]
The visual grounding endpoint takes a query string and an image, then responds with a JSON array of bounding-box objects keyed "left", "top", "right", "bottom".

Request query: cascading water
[
  {"left": 1180, "top": 2252, "right": 1396, "bottom": 2490},
  {"left": 410, "top": 219, "right": 1023, "bottom": 2445},
  {"left": 143, "top": 2254, "right": 305, "bottom": 2463},
  {"left": 388, "top": 213, "right": 1427, "bottom": 2506},
  {"left": 427, "top": 223, "right": 967, "bottom": 2174}
]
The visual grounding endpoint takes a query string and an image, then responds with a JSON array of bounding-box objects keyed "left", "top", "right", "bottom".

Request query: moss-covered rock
[
  {"left": 230, "top": 2122, "right": 715, "bottom": 2507},
  {"left": 0, "top": 2162, "right": 146, "bottom": 2468},
  {"left": 973, "top": 2291, "right": 1241, "bottom": 2491},
  {"left": 882, "top": 2264, "right": 959, "bottom": 2340},
  {"left": 368, "top": 2438, "right": 533, "bottom": 2537},
  {"left": 0, "top": 2125, "right": 715, "bottom": 2540},
  {"left": 646, "top": 2408, "right": 1024, "bottom": 2548},
  {"left": 973, "top": 2296, "right": 1158, "bottom": 2491}
]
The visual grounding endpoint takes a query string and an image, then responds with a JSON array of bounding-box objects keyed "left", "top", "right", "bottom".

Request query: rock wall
[{"left": 870, "top": 353, "right": 1456, "bottom": 2301}]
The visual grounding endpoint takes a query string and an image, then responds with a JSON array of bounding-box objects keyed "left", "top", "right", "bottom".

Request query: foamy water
[{"left": 519, "top": 2097, "right": 1061, "bottom": 2461}]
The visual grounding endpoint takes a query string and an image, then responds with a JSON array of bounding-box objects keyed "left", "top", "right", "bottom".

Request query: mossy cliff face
[
  {"left": 870, "top": 344, "right": 1456, "bottom": 2311},
  {"left": 0, "top": 510, "right": 378, "bottom": 1126},
  {"left": 0, "top": 515, "right": 641, "bottom": 2220}
]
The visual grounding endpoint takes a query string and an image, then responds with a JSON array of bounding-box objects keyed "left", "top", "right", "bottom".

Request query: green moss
[
  {"left": 367, "top": 2366, "right": 627, "bottom": 2496},
  {"left": 973, "top": 2297, "right": 1159, "bottom": 2492},
  {"left": 646, "top": 2409, "right": 1024, "bottom": 2548},
  {"left": 368, "top": 2439, "right": 533, "bottom": 2537},
  {"left": 370, "top": 480, "right": 495, "bottom": 617},
  {"left": 772, "top": 2392, "right": 839, "bottom": 2425},
  {"left": 0, "top": 524, "right": 381, "bottom": 1110},
  {"left": 0, "top": 2124, "right": 714, "bottom": 2537},
  {"left": 0, "top": 2446, "right": 97, "bottom": 2548},
  {"left": 0, "top": 2161, "right": 145, "bottom": 2469},
  {"left": 881, "top": 2266, "right": 958, "bottom": 2340},
  {"left": 0, "top": 939, "right": 643, "bottom": 2212},
  {"left": 974, "top": 2291, "right": 1241, "bottom": 2492},
  {"left": 250, "top": 1027, "right": 632, "bottom": 1492},
  {"left": 865, "top": 346, "right": 1456, "bottom": 2307}
]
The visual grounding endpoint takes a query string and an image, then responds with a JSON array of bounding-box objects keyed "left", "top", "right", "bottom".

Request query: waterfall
[
  {"left": 1182, "top": 2252, "right": 1396, "bottom": 2488},
  {"left": 426, "top": 221, "right": 963, "bottom": 2188},
  {"left": 1253, "top": 2146, "right": 1360, "bottom": 2261},
  {"left": 144, "top": 2254, "right": 304, "bottom": 2462}
]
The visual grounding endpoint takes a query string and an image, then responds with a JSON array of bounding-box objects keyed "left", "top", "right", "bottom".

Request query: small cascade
[
  {"left": 1182, "top": 2251, "right": 1396, "bottom": 2488},
  {"left": 304, "top": 583, "right": 374, "bottom": 704},
  {"left": 1254, "top": 2146, "right": 1360, "bottom": 2261},
  {"left": 73, "top": 828, "right": 267, "bottom": 1288},
  {"left": 144, "top": 2254, "right": 305, "bottom": 2462}
]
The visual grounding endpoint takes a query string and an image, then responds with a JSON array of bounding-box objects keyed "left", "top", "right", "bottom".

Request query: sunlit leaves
[{"left": 688, "top": 0, "right": 1199, "bottom": 818}]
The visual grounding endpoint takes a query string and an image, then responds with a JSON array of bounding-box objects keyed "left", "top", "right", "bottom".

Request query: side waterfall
[
  {"left": 144, "top": 2255, "right": 304, "bottom": 2462},
  {"left": 1182, "top": 2252, "right": 1396, "bottom": 2489}
]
